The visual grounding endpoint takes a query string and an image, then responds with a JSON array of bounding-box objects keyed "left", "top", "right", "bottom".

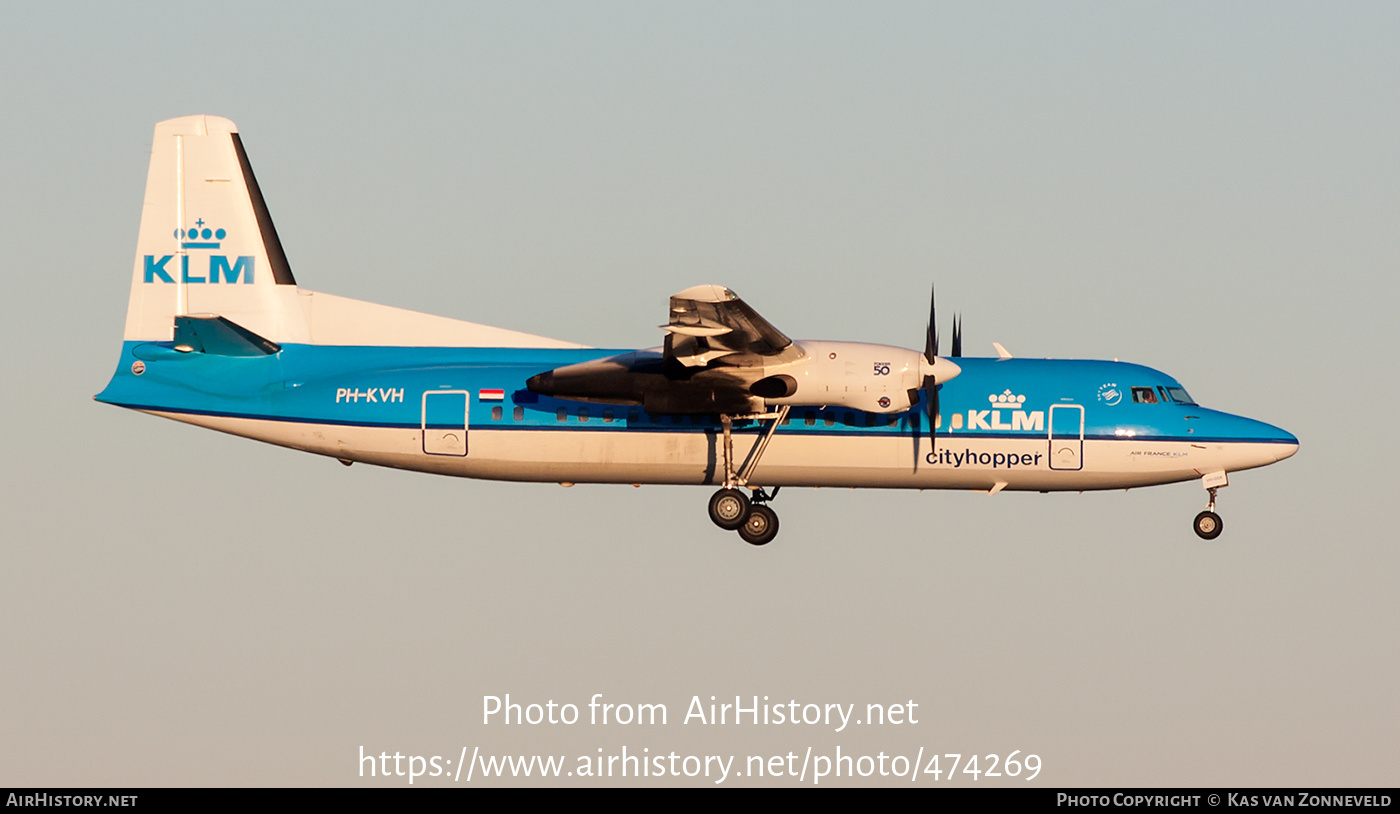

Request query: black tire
[
  {"left": 738, "top": 504, "right": 779, "bottom": 546},
  {"left": 1193, "top": 510, "right": 1223, "bottom": 540},
  {"left": 708, "top": 488, "right": 750, "bottom": 531}
]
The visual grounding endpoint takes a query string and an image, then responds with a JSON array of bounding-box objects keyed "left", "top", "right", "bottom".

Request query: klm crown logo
[
  {"left": 144, "top": 218, "right": 253, "bottom": 285},
  {"left": 988, "top": 389, "right": 1027, "bottom": 407},
  {"left": 174, "top": 218, "right": 227, "bottom": 249}
]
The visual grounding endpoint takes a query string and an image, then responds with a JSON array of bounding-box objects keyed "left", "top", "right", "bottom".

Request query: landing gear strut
[
  {"left": 1193, "top": 477, "right": 1226, "bottom": 540},
  {"left": 706, "top": 406, "right": 789, "bottom": 545}
]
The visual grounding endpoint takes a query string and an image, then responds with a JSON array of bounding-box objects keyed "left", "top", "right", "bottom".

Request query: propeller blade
[
  {"left": 951, "top": 314, "right": 962, "bottom": 358},
  {"left": 925, "top": 285, "right": 938, "bottom": 363},
  {"left": 922, "top": 285, "right": 943, "bottom": 453}
]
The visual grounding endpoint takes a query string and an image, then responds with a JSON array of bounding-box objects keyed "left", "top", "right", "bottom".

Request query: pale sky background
[{"left": 2, "top": 2, "right": 1396, "bottom": 787}]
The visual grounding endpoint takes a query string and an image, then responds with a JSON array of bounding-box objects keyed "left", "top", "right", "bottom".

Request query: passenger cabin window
[
  {"left": 804, "top": 411, "right": 816, "bottom": 427},
  {"left": 823, "top": 412, "right": 835, "bottom": 427},
  {"left": 1131, "top": 387, "right": 1159, "bottom": 404},
  {"left": 602, "top": 408, "right": 614, "bottom": 423},
  {"left": 578, "top": 408, "right": 589, "bottom": 423},
  {"left": 513, "top": 406, "right": 524, "bottom": 421},
  {"left": 491, "top": 406, "right": 503, "bottom": 421},
  {"left": 627, "top": 409, "right": 639, "bottom": 423},
  {"left": 556, "top": 408, "right": 567, "bottom": 422}
]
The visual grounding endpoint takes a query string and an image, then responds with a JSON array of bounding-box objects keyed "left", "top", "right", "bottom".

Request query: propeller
[{"left": 921, "top": 287, "right": 962, "bottom": 451}]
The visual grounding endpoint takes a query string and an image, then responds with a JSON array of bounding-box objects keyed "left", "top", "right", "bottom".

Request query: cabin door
[
  {"left": 1048, "top": 404, "right": 1084, "bottom": 471},
  {"left": 422, "top": 390, "right": 469, "bottom": 456}
]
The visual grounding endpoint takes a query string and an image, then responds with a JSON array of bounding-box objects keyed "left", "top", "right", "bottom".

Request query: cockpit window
[
  {"left": 1166, "top": 386, "right": 1196, "bottom": 405},
  {"left": 1131, "top": 387, "right": 1159, "bottom": 404}
]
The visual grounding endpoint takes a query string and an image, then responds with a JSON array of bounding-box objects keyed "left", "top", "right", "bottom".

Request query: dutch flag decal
[{"left": 479, "top": 389, "right": 505, "bottom": 402}]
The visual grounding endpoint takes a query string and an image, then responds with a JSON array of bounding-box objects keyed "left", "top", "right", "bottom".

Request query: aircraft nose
[
  {"left": 1267, "top": 425, "right": 1299, "bottom": 462},
  {"left": 1243, "top": 416, "right": 1298, "bottom": 463},
  {"left": 1211, "top": 412, "right": 1299, "bottom": 471}
]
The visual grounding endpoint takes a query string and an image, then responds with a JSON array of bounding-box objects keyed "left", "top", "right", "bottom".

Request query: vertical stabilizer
[{"left": 124, "top": 115, "right": 308, "bottom": 343}]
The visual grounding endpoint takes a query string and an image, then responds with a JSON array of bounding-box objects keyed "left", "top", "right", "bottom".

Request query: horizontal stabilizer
[{"left": 173, "top": 314, "right": 280, "bottom": 356}]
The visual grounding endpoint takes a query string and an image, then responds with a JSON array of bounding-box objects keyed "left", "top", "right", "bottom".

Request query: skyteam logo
[
  {"left": 144, "top": 218, "right": 253, "bottom": 284},
  {"left": 966, "top": 389, "right": 1043, "bottom": 432}
]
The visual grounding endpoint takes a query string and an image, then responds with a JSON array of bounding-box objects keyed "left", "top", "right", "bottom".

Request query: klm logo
[
  {"left": 143, "top": 220, "right": 253, "bottom": 284},
  {"left": 144, "top": 254, "right": 254, "bottom": 284},
  {"left": 967, "top": 390, "right": 1044, "bottom": 432}
]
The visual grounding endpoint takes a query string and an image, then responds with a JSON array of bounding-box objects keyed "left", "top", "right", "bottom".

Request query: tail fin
[
  {"left": 120, "top": 115, "right": 586, "bottom": 350},
  {"left": 124, "top": 115, "right": 308, "bottom": 343}
]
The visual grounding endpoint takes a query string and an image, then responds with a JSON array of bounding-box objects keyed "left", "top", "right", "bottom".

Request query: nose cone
[
  {"left": 1211, "top": 412, "right": 1298, "bottom": 470},
  {"left": 1265, "top": 423, "right": 1299, "bottom": 463}
]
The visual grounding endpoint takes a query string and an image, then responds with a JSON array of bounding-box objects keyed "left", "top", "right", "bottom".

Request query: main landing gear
[
  {"left": 1193, "top": 471, "right": 1229, "bottom": 540},
  {"left": 709, "top": 486, "right": 781, "bottom": 545},
  {"left": 707, "top": 406, "right": 789, "bottom": 546}
]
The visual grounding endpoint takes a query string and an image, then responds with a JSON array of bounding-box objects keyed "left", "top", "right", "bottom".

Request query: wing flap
[{"left": 660, "top": 323, "right": 733, "bottom": 337}]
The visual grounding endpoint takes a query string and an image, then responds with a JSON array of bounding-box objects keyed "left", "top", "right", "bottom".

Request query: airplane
[{"left": 96, "top": 115, "right": 1299, "bottom": 546}]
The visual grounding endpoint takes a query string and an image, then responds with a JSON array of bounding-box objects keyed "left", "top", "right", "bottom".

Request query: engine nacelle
[
  {"left": 761, "top": 340, "right": 931, "bottom": 414},
  {"left": 526, "top": 340, "right": 960, "bottom": 416}
]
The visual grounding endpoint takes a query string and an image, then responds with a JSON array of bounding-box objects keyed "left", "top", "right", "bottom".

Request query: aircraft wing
[
  {"left": 527, "top": 284, "right": 806, "bottom": 413},
  {"left": 662, "top": 284, "right": 794, "bottom": 367}
]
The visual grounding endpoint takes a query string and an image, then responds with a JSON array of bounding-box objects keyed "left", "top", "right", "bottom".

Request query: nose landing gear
[
  {"left": 1193, "top": 476, "right": 1226, "bottom": 540},
  {"left": 1194, "top": 506, "right": 1223, "bottom": 540}
]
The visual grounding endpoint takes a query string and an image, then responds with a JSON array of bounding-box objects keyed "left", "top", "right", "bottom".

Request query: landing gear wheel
[
  {"left": 708, "top": 489, "right": 750, "bottom": 531},
  {"left": 738, "top": 505, "right": 779, "bottom": 546},
  {"left": 1193, "top": 510, "right": 1223, "bottom": 540}
]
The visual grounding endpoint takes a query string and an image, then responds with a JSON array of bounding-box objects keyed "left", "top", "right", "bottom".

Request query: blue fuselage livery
[
  {"left": 98, "top": 346, "right": 1283, "bottom": 452},
  {"left": 97, "top": 341, "right": 1294, "bottom": 491},
  {"left": 97, "top": 115, "right": 1298, "bottom": 545}
]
